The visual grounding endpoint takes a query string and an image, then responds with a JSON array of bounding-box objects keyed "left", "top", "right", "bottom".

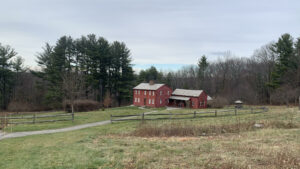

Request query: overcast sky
[{"left": 1, "top": 0, "right": 300, "bottom": 70}]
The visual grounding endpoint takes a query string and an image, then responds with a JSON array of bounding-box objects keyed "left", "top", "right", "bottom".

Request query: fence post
[
  {"left": 33, "top": 113, "right": 36, "bottom": 124},
  {"left": 72, "top": 112, "right": 74, "bottom": 122},
  {"left": 215, "top": 110, "right": 217, "bottom": 117},
  {"left": 235, "top": 108, "right": 237, "bottom": 116},
  {"left": 194, "top": 111, "right": 196, "bottom": 118},
  {"left": 110, "top": 114, "right": 112, "bottom": 123},
  {"left": 142, "top": 112, "right": 145, "bottom": 122}
]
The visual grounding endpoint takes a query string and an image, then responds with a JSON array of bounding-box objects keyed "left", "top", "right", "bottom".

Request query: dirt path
[{"left": 0, "top": 110, "right": 157, "bottom": 141}]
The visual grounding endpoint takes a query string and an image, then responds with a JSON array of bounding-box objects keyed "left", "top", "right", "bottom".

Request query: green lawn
[
  {"left": 0, "top": 106, "right": 299, "bottom": 169},
  {"left": 3, "top": 106, "right": 161, "bottom": 132}
]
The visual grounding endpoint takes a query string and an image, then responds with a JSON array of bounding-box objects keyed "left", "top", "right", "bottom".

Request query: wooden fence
[
  {"left": 110, "top": 107, "right": 268, "bottom": 122},
  {"left": 0, "top": 112, "right": 74, "bottom": 127}
]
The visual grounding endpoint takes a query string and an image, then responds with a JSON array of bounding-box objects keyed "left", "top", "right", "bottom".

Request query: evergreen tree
[
  {"left": 138, "top": 66, "right": 163, "bottom": 83},
  {"left": 269, "top": 33, "right": 296, "bottom": 88},
  {"left": 110, "top": 41, "right": 134, "bottom": 106},
  {"left": 0, "top": 43, "right": 17, "bottom": 109},
  {"left": 198, "top": 55, "right": 209, "bottom": 87}
]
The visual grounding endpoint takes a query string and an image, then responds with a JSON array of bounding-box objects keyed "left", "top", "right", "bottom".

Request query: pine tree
[
  {"left": 198, "top": 55, "right": 209, "bottom": 87},
  {"left": 0, "top": 43, "right": 17, "bottom": 110},
  {"left": 269, "top": 33, "right": 296, "bottom": 88}
]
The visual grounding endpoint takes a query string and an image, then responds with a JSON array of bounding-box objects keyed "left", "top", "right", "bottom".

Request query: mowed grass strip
[{"left": 0, "top": 106, "right": 299, "bottom": 169}]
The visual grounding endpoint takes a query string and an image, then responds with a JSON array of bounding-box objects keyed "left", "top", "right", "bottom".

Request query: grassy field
[
  {"left": 3, "top": 106, "right": 161, "bottom": 132},
  {"left": 0, "top": 106, "right": 299, "bottom": 169}
]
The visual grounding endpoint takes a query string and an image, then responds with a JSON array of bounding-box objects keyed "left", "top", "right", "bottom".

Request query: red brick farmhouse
[
  {"left": 168, "top": 89, "right": 208, "bottom": 109},
  {"left": 133, "top": 82, "right": 172, "bottom": 108}
]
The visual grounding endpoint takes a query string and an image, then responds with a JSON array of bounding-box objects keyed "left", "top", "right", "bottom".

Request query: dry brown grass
[{"left": 132, "top": 120, "right": 299, "bottom": 137}]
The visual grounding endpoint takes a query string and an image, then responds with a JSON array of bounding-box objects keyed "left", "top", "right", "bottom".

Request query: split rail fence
[
  {"left": 0, "top": 112, "right": 74, "bottom": 127},
  {"left": 110, "top": 107, "right": 268, "bottom": 122}
]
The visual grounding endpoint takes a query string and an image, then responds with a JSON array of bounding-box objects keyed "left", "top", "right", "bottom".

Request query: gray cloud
[{"left": 1, "top": 0, "right": 300, "bottom": 67}]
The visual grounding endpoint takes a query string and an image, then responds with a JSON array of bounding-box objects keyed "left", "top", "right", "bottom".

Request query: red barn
[
  {"left": 168, "top": 89, "right": 208, "bottom": 109},
  {"left": 133, "top": 82, "right": 172, "bottom": 108}
]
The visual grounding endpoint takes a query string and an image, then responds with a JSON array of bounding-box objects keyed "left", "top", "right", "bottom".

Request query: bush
[
  {"left": 7, "top": 101, "right": 50, "bottom": 112},
  {"left": 210, "top": 96, "right": 229, "bottom": 108},
  {"left": 63, "top": 99, "right": 100, "bottom": 112},
  {"left": 7, "top": 101, "right": 33, "bottom": 112}
]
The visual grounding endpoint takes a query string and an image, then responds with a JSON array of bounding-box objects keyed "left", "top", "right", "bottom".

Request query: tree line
[
  {"left": 138, "top": 33, "right": 300, "bottom": 105},
  {"left": 0, "top": 34, "right": 134, "bottom": 111},
  {"left": 0, "top": 33, "right": 299, "bottom": 111}
]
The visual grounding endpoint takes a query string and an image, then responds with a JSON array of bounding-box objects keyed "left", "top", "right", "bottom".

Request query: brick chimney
[{"left": 149, "top": 80, "right": 155, "bottom": 85}]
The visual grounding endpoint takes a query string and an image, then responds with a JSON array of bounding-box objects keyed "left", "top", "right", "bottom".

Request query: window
[
  {"left": 160, "top": 91, "right": 162, "bottom": 96},
  {"left": 149, "top": 99, "right": 151, "bottom": 104},
  {"left": 138, "top": 98, "right": 140, "bottom": 102},
  {"left": 160, "top": 99, "right": 162, "bottom": 104},
  {"left": 138, "top": 90, "right": 140, "bottom": 95},
  {"left": 153, "top": 91, "right": 155, "bottom": 96},
  {"left": 152, "top": 99, "right": 155, "bottom": 104},
  {"left": 167, "top": 91, "right": 170, "bottom": 95},
  {"left": 149, "top": 91, "right": 151, "bottom": 96},
  {"left": 200, "top": 102, "right": 203, "bottom": 107},
  {"left": 192, "top": 101, "right": 194, "bottom": 106},
  {"left": 134, "top": 98, "right": 137, "bottom": 102},
  {"left": 144, "top": 91, "right": 146, "bottom": 95},
  {"left": 135, "top": 90, "right": 137, "bottom": 94}
]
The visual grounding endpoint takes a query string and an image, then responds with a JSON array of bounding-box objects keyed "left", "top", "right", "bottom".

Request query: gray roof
[
  {"left": 172, "top": 89, "right": 203, "bottom": 97},
  {"left": 169, "top": 96, "right": 190, "bottom": 101},
  {"left": 133, "top": 83, "right": 165, "bottom": 90},
  {"left": 207, "top": 95, "right": 213, "bottom": 101}
]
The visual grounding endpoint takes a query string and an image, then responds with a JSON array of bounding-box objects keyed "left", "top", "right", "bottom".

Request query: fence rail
[
  {"left": 0, "top": 112, "right": 74, "bottom": 126},
  {"left": 110, "top": 107, "right": 268, "bottom": 122}
]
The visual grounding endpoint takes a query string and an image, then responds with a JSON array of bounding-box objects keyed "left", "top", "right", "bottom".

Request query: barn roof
[
  {"left": 172, "top": 89, "right": 203, "bottom": 97},
  {"left": 207, "top": 95, "right": 213, "bottom": 101},
  {"left": 169, "top": 96, "right": 190, "bottom": 101},
  {"left": 133, "top": 83, "right": 165, "bottom": 90}
]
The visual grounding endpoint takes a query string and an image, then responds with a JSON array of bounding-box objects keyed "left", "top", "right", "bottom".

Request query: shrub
[
  {"left": 7, "top": 101, "right": 51, "bottom": 112},
  {"left": 63, "top": 99, "right": 100, "bottom": 112},
  {"left": 7, "top": 101, "right": 33, "bottom": 112},
  {"left": 210, "top": 96, "right": 229, "bottom": 108}
]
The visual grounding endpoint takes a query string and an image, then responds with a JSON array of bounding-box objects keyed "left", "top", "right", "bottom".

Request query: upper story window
[
  {"left": 153, "top": 91, "right": 155, "bottom": 96},
  {"left": 149, "top": 91, "right": 151, "bottom": 96},
  {"left": 144, "top": 91, "right": 146, "bottom": 95},
  {"left": 135, "top": 90, "right": 137, "bottom": 94},
  {"left": 167, "top": 91, "right": 170, "bottom": 95},
  {"left": 160, "top": 91, "right": 162, "bottom": 95},
  {"left": 138, "top": 90, "right": 140, "bottom": 95}
]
